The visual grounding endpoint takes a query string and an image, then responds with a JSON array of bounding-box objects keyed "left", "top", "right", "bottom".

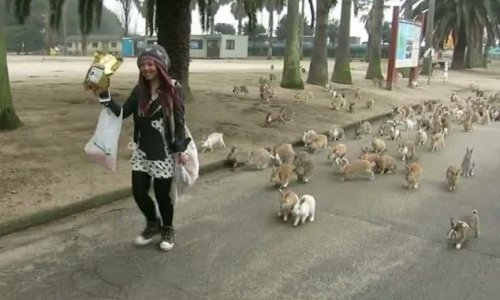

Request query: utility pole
[{"left": 421, "top": 0, "right": 435, "bottom": 76}]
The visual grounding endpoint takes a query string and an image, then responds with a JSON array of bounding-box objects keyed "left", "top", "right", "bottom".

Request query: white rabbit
[
  {"left": 291, "top": 195, "right": 316, "bottom": 227},
  {"left": 199, "top": 132, "right": 226, "bottom": 153}
]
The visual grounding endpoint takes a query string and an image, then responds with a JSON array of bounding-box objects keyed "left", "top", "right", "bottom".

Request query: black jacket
[{"left": 102, "top": 83, "right": 190, "bottom": 156}]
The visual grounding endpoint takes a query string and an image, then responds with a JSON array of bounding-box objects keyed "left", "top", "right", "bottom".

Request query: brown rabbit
[
  {"left": 374, "top": 151, "right": 397, "bottom": 174},
  {"left": 277, "top": 188, "right": 299, "bottom": 222},
  {"left": 404, "top": 162, "right": 423, "bottom": 189},
  {"left": 294, "top": 151, "right": 314, "bottom": 183},
  {"left": 308, "top": 134, "right": 328, "bottom": 153},
  {"left": 327, "top": 143, "right": 347, "bottom": 163},
  {"left": 446, "top": 166, "right": 461, "bottom": 191},
  {"left": 463, "top": 116, "right": 473, "bottom": 132},
  {"left": 339, "top": 159, "right": 376, "bottom": 181},
  {"left": 371, "top": 134, "right": 386, "bottom": 153},
  {"left": 270, "top": 143, "right": 296, "bottom": 165},
  {"left": 247, "top": 148, "right": 272, "bottom": 170},
  {"left": 358, "top": 146, "right": 378, "bottom": 163},
  {"left": 226, "top": 146, "right": 250, "bottom": 169},
  {"left": 270, "top": 164, "right": 296, "bottom": 188},
  {"left": 431, "top": 131, "right": 445, "bottom": 152},
  {"left": 447, "top": 209, "right": 480, "bottom": 250}
]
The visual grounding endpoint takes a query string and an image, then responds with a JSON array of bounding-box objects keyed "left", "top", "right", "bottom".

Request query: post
[
  {"left": 62, "top": 1, "right": 67, "bottom": 55},
  {"left": 386, "top": 6, "right": 400, "bottom": 90}
]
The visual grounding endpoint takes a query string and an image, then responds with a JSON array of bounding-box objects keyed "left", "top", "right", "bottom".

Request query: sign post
[{"left": 386, "top": 6, "right": 423, "bottom": 90}]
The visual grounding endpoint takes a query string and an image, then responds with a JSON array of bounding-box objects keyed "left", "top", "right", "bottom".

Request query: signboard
[{"left": 395, "top": 20, "right": 422, "bottom": 68}]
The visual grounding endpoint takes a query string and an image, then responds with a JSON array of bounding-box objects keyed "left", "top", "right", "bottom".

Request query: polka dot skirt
[{"left": 131, "top": 118, "right": 175, "bottom": 179}]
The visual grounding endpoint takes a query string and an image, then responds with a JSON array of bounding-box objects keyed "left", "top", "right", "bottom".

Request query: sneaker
[
  {"left": 134, "top": 219, "right": 161, "bottom": 246},
  {"left": 159, "top": 226, "right": 176, "bottom": 251}
]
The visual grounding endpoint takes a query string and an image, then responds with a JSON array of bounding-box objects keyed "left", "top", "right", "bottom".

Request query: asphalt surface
[{"left": 1, "top": 121, "right": 500, "bottom": 300}]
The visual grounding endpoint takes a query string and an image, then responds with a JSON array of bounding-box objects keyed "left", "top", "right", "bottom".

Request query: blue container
[{"left": 121, "top": 38, "right": 134, "bottom": 57}]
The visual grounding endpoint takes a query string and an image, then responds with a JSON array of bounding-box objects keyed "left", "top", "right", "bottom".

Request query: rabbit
[
  {"left": 226, "top": 146, "right": 250, "bottom": 169},
  {"left": 339, "top": 159, "right": 376, "bottom": 181},
  {"left": 415, "top": 103, "right": 425, "bottom": 115},
  {"left": 302, "top": 130, "right": 318, "bottom": 146},
  {"left": 270, "top": 164, "right": 296, "bottom": 188},
  {"left": 265, "top": 111, "right": 285, "bottom": 127},
  {"left": 328, "top": 126, "right": 345, "bottom": 141},
  {"left": 398, "top": 140, "right": 416, "bottom": 161},
  {"left": 239, "top": 85, "right": 249, "bottom": 96},
  {"left": 366, "top": 98, "right": 375, "bottom": 110},
  {"left": 277, "top": 188, "right": 299, "bottom": 222},
  {"left": 460, "top": 147, "right": 476, "bottom": 177},
  {"left": 431, "top": 131, "right": 445, "bottom": 152},
  {"left": 294, "top": 151, "right": 314, "bottom": 183},
  {"left": 415, "top": 127, "right": 427, "bottom": 146},
  {"left": 441, "top": 115, "right": 452, "bottom": 135},
  {"left": 348, "top": 101, "right": 356, "bottom": 113},
  {"left": 404, "top": 162, "right": 423, "bottom": 189},
  {"left": 270, "top": 143, "right": 296, "bottom": 165},
  {"left": 200, "top": 132, "right": 226, "bottom": 153},
  {"left": 359, "top": 146, "right": 379, "bottom": 163},
  {"left": 447, "top": 209, "right": 480, "bottom": 250},
  {"left": 403, "top": 118, "right": 415, "bottom": 131},
  {"left": 389, "top": 124, "right": 402, "bottom": 141},
  {"left": 463, "top": 116, "right": 473, "bottom": 132},
  {"left": 232, "top": 85, "right": 241, "bottom": 96},
  {"left": 246, "top": 148, "right": 273, "bottom": 170},
  {"left": 374, "top": 151, "right": 397, "bottom": 174},
  {"left": 308, "top": 134, "right": 329, "bottom": 153},
  {"left": 332, "top": 154, "right": 349, "bottom": 173},
  {"left": 327, "top": 143, "right": 347, "bottom": 163},
  {"left": 292, "top": 195, "right": 316, "bottom": 227},
  {"left": 371, "top": 134, "right": 386, "bottom": 153},
  {"left": 446, "top": 166, "right": 461, "bottom": 191},
  {"left": 354, "top": 121, "right": 372, "bottom": 139}
]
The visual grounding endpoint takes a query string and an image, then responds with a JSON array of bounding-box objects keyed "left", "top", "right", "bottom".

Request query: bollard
[{"left": 443, "top": 61, "right": 449, "bottom": 82}]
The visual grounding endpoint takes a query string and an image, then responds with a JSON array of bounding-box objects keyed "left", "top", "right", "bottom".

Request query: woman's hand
[{"left": 177, "top": 153, "right": 188, "bottom": 165}]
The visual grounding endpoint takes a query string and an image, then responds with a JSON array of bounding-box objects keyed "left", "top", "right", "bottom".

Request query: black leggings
[{"left": 132, "top": 171, "right": 174, "bottom": 227}]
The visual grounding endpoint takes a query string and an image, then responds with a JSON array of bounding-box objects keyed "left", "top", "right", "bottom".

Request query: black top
[{"left": 101, "top": 83, "right": 190, "bottom": 160}]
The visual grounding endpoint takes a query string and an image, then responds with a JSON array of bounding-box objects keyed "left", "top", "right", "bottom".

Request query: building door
[{"left": 207, "top": 39, "right": 220, "bottom": 58}]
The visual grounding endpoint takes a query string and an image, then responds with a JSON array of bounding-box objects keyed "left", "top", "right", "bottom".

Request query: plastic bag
[
  {"left": 174, "top": 126, "right": 199, "bottom": 189},
  {"left": 84, "top": 107, "right": 123, "bottom": 171}
]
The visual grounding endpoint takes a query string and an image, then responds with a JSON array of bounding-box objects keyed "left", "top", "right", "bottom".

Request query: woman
[{"left": 95, "top": 45, "right": 190, "bottom": 251}]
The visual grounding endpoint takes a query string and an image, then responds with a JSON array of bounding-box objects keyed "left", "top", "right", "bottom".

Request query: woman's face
[{"left": 139, "top": 58, "right": 158, "bottom": 81}]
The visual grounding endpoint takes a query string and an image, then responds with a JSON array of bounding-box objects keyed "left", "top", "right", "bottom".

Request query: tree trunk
[
  {"left": 465, "top": 23, "right": 483, "bottom": 69},
  {"left": 307, "top": 0, "right": 329, "bottom": 85},
  {"left": 280, "top": 0, "right": 304, "bottom": 89},
  {"left": 365, "top": 0, "right": 383, "bottom": 80},
  {"left": 0, "top": 11, "right": 22, "bottom": 130},
  {"left": 299, "top": 0, "right": 305, "bottom": 59},
  {"left": 451, "top": 24, "right": 466, "bottom": 70},
  {"left": 332, "top": 0, "right": 352, "bottom": 84},
  {"left": 237, "top": 19, "right": 242, "bottom": 35},
  {"left": 421, "top": 0, "right": 435, "bottom": 75},
  {"left": 267, "top": 2, "right": 274, "bottom": 60},
  {"left": 158, "top": 0, "right": 194, "bottom": 102},
  {"left": 81, "top": 34, "right": 88, "bottom": 56},
  {"left": 482, "top": 29, "right": 493, "bottom": 68}
]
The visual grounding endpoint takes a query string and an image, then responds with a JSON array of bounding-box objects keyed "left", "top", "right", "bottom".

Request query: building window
[
  {"left": 226, "top": 39, "right": 235, "bottom": 50},
  {"left": 91, "top": 42, "right": 98, "bottom": 48},
  {"left": 190, "top": 40, "right": 203, "bottom": 49},
  {"left": 67, "top": 42, "right": 72, "bottom": 48},
  {"left": 111, "top": 42, "right": 117, "bottom": 48},
  {"left": 102, "top": 41, "right": 109, "bottom": 49}
]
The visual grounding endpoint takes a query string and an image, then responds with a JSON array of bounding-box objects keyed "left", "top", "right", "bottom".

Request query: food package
[{"left": 83, "top": 50, "right": 123, "bottom": 91}]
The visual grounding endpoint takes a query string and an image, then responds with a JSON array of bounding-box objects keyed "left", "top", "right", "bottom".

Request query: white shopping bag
[{"left": 84, "top": 107, "right": 123, "bottom": 171}]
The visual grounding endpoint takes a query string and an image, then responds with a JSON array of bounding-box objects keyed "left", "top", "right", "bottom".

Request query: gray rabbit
[{"left": 460, "top": 147, "right": 476, "bottom": 177}]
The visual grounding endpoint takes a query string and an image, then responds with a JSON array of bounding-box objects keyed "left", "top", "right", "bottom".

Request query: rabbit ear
[
  {"left": 450, "top": 218, "right": 456, "bottom": 228},
  {"left": 278, "top": 188, "right": 285, "bottom": 197}
]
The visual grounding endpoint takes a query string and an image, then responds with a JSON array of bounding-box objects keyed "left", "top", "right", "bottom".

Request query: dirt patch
[{"left": 1, "top": 57, "right": 500, "bottom": 225}]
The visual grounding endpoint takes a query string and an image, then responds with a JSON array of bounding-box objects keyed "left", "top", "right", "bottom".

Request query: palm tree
[
  {"left": 365, "top": 0, "right": 385, "bottom": 80},
  {"left": 408, "top": 0, "right": 500, "bottom": 70},
  {"left": 307, "top": 0, "right": 337, "bottom": 85},
  {"left": 1, "top": 0, "right": 102, "bottom": 130},
  {"left": 265, "top": 0, "right": 285, "bottom": 59},
  {"left": 331, "top": 0, "right": 353, "bottom": 84},
  {"left": 230, "top": 0, "right": 247, "bottom": 35},
  {"left": 280, "top": 0, "right": 305, "bottom": 89}
]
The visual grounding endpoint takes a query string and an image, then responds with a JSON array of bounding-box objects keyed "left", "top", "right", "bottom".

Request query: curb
[{"left": 0, "top": 104, "right": 422, "bottom": 237}]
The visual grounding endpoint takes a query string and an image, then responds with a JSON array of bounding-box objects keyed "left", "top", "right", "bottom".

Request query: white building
[
  {"left": 189, "top": 34, "right": 248, "bottom": 59},
  {"left": 66, "top": 34, "right": 122, "bottom": 55}
]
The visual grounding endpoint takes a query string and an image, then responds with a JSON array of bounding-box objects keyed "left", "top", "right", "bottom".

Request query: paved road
[{"left": 1, "top": 122, "right": 500, "bottom": 300}]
